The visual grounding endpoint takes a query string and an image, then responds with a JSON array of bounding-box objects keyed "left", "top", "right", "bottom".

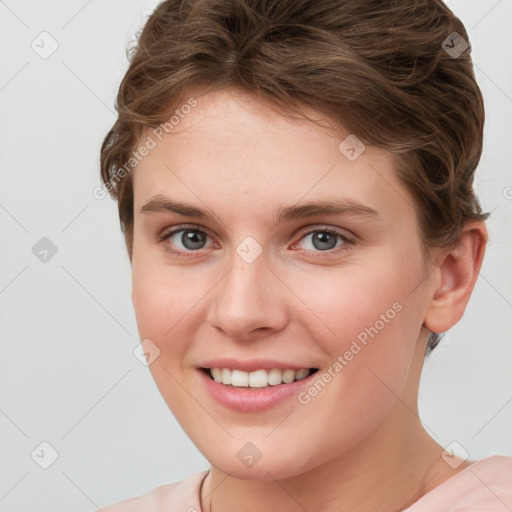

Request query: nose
[{"left": 206, "top": 253, "right": 288, "bottom": 342}]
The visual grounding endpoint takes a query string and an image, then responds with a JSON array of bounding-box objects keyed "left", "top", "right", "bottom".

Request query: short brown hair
[{"left": 100, "top": 0, "right": 489, "bottom": 353}]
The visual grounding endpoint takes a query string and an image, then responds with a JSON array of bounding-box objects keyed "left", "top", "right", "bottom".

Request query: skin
[{"left": 130, "top": 87, "right": 487, "bottom": 511}]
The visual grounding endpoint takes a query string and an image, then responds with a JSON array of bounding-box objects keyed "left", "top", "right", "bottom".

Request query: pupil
[
  {"left": 313, "top": 232, "right": 337, "bottom": 251},
  {"left": 182, "top": 230, "right": 205, "bottom": 250}
]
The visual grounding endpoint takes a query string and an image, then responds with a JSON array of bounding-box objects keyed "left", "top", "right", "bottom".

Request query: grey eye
[
  {"left": 299, "top": 231, "right": 345, "bottom": 251},
  {"left": 171, "top": 229, "right": 209, "bottom": 250}
]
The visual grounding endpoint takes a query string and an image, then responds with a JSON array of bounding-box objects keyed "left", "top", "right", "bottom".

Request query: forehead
[{"left": 132, "top": 88, "right": 416, "bottom": 223}]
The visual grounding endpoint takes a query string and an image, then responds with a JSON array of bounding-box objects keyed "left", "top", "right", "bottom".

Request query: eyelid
[
  {"left": 293, "top": 224, "right": 355, "bottom": 243},
  {"left": 158, "top": 223, "right": 212, "bottom": 242}
]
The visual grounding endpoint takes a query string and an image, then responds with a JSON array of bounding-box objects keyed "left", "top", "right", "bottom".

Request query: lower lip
[{"left": 198, "top": 369, "right": 316, "bottom": 412}]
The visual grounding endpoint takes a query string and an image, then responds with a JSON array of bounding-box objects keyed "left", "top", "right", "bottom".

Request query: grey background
[{"left": 0, "top": 1, "right": 511, "bottom": 511}]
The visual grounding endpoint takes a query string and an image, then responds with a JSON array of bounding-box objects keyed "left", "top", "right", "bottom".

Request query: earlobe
[{"left": 424, "top": 222, "right": 487, "bottom": 335}]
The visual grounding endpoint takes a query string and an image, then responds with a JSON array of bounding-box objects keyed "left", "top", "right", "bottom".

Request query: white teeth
[
  {"left": 221, "top": 368, "right": 231, "bottom": 385},
  {"left": 248, "top": 370, "right": 268, "bottom": 388},
  {"left": 267, "top": 368, "right": 282, "bottom": 386},
  {"left": 282, "top": 369, "right": 295, "bottom": 384},
  {"left": 295, "top": 368, "right": 309, "bottom": 381},
  {"left": 208, "top": 367, "right": 312, "bottom": 388},
  {"left": 231, "top": 369, "right": 249, "bottom": 387}
]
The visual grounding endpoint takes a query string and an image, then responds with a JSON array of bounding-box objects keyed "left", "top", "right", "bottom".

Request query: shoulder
[
  {"left": 96, "top": 470, "right": 209, "bottom": 512},
  {"left": 405, "top": 455, "right": 512, "bottom": 511}
]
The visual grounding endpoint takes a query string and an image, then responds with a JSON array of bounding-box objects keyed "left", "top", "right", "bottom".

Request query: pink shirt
[{"left": 98, "top": 455, "right": 512, "bottom": 511}]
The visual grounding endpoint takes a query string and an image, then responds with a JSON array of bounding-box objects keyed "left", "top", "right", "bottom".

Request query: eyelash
[{"left": 157, "top": 224, "right": 355, "bottom": 259}]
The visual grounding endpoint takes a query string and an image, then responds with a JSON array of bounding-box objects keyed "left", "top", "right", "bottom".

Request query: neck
[{"left": 201, "top": 409, "right": 462, "bottom": 512}]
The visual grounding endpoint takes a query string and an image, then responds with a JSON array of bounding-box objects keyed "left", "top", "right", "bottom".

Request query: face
[{"left": 131, "top": 87, "right": 434, "bottom": 480}]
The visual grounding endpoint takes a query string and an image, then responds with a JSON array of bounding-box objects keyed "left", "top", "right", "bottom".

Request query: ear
[{"left": 424, "top": 221, "right": 488, "bottom": 335}]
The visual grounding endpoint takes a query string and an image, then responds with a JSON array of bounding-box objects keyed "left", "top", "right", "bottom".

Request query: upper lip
[{"left": 198, "top": 358, "right": 317, "bottom": 372}]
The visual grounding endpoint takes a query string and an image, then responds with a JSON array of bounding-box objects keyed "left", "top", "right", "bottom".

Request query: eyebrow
[{"left": 139, "top": 195, "right": 381, "bottom": 223}]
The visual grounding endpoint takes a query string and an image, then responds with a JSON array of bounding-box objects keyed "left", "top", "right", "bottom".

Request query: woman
[{"left": 97, "top": 0, "right": 512, "bottom": 510}]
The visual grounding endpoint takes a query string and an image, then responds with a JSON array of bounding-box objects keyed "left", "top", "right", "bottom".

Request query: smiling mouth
[{"left": 201, "top": 367, "right": 319, "bottom": 389}]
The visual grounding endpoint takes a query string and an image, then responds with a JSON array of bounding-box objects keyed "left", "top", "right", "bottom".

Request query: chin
[{"left": 203, "top": 441, "right": 323, "bottom": 481}]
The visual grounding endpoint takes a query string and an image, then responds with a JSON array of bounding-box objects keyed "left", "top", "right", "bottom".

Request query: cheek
[
  {"left": 296, "top": 262, "right": 419, "bottom": 342},
  {"left": 130, "top": 261, "right": 202, "bottom": 416},
  {"left": 288, "top": 257, "right": 426, "bottom": 391},
  {"left": 283, "top": 267, "right": 425, "bottom": 463},
  {"left": 131, "top": 252, "right": 201, "bottom": 337},
  {"left": 131, "top": 255, "right": 219, "bottom": 388}
]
